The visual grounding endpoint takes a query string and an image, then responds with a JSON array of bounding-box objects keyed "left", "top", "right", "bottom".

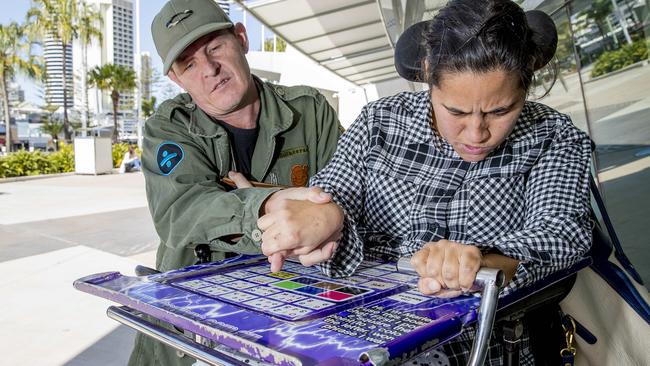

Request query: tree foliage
[
  {"left": 263, "top": 37, "right": 287, "bottom": 52},
  {"left": 87, "top": 63, "right": 137, "bottom": 143},
  {"left": 27, "top": 0, "right": 102, "bottom": 141},
  {"left": 0, "top": 21, "right": 43, "bottom": 152},
  {"left": 141, "top": 96, "right": 157, "bottom": 119}
]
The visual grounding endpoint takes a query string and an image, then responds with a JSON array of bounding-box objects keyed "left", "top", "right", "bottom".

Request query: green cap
[{"left": 152, "top": 0, "right": 234, "bottom": 74}]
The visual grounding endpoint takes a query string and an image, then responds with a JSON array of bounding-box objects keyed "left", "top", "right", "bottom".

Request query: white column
[
  {"left": 135, "top": 0, "right": 143, "bottom": 148},
  {"left": 610, "top": 0, "right": 632, "bottom": 45}
]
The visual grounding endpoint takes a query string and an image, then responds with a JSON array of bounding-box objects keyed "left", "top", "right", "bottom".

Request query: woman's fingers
[
  {"left": 458, "top": 247, "right": 481, "bottom": 290},
  {"left": 298, "top": 241, "right": 338, "bottom": 267},
  {"left": 426, "top": 243, "right": 444, "bottom": 282},
  {"left": 228, "top": 171, "right": 253, "bottom": 188},
  {"left": 441, "top": 244, "right": 460, "bottom": 290},
  {"left": 418, "top": 277, "right": 442, "bottom": 295}
]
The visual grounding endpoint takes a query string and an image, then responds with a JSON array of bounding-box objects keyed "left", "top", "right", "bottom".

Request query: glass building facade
[{"left": 380, "top": 0, "right": 650, "bottom": 286}]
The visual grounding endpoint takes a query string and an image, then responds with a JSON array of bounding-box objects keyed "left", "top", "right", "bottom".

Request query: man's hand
[
  {"left": 267, "top": 238, "right": 339, "bottom": 272},
  {"left": 229, "top": 171, "right": 342, "bottom": 271},
  {"left": 258, "top": 190, "right": 344, "bottom": 269}
]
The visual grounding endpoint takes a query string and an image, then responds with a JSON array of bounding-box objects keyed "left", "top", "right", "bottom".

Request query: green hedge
[
  {"left": 0, "top": 144, "right": 75, "bottom": 178},
  {"left": 591, "top": 41, "right": 649, "bottom": 78},
  {"left": 0, "top": 142, "right": 141, "bottom": 178}
]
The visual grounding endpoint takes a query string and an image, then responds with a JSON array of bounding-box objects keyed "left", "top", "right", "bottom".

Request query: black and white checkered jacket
[{"left": 312, "top": 90, "right": 593, "bottom": 296}]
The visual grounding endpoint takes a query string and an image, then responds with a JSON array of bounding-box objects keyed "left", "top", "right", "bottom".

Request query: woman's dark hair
[{"left": 397, "top": 0, "right": 557, "bottom": 93}]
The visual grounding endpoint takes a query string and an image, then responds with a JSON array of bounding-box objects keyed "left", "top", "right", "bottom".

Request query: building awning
[
  {"left": 234, "top": 0, "right": 407, "bottom": 85},
  {"left": 234, "top": 0, "right": 551, "bottom": 86}
]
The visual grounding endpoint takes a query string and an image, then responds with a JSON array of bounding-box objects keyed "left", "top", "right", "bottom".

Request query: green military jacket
[
  {"left": 143, "top": 76, "right": 342, "bottom": 272},
  {"left": 129, "top": 77, "right": 341, "bottom": 366}
]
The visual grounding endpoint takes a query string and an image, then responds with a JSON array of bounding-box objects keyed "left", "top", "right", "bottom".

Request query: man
[{"left": 129, "top": 0, "right": 342, "bottom": 364}]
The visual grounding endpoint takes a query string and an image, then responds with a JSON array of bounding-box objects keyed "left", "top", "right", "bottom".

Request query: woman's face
[{"left": 430, "top": 70, "right": 525, "bottom": 162}]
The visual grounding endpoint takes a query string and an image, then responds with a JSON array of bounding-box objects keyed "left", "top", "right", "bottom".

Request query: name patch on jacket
[
  {"left": 279, "top": 146, "right": 308, "bottom": 159},
  {"left": 156, "top": 141, "right": 184, "bottom": 175}
]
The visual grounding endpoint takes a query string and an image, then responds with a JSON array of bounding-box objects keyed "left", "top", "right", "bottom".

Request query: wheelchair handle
[{"left": 396, "top": 257, "right": 505, "bottom": 366}]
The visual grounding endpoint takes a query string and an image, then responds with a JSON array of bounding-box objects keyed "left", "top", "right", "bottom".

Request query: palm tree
[
  {"left": 40, "top": 104, "right": 64, "bottom": 151},
  {"left": 584, "top": 0, "right": 615, "bottom": 51},
  {"left": 77, "top": 1, "right": 102, "bottom": 133},
  {"left": 27, "top": 0, "right": 79, "bottom": 143},
  {"left": 87, "top": 63, "right": 137, "bottom": 143},
  {"left": 141, "top": 96, "right": 157, "bottom": 119},
  {"left": 0, "top": 22, "right": 42, "bottom": 153}
]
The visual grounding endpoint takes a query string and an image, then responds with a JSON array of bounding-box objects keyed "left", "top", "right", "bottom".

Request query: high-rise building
[
  {"left": 74, "top": 0, "right": 135, "bottom": 121},
  {"left": 7, "top": 82, "right": 25, "bottom": 106},
  {"left": 140, "top": 52, "right": 152, "bottom": 101},
  {"left": 44, "top": 34, "right": 74, "bottom": 109}
]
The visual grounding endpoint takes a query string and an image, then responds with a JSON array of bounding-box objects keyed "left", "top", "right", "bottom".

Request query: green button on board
[{"left": 271, "top": 281, "right": 304, "bottom": 290}]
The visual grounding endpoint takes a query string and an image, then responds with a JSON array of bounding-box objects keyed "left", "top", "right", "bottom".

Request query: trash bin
[{"left": 74, "top": 137, "right": 113, "bottom": 175}]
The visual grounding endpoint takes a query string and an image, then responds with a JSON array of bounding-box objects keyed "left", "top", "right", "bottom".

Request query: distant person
[
  {"left": 129, "top": 0, "right": 343, "bottom": 365},
  {"left": 119, "top": 145, "right": 141, "bottom": 173}
]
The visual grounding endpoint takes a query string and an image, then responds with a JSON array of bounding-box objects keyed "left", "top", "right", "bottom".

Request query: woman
[
  {"left": 119, "top": 145, "right": 142, "bottom": 173},
  {"left": 256, "top": 0, "right": 592, "bottom": 363}
]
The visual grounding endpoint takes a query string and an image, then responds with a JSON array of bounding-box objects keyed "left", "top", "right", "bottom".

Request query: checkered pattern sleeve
[
  {"left": 491, "top": 119, "right": 593, "bottom": 293},
  {"left": 310, "top": 107, "right": 371, "bottom": 277}
]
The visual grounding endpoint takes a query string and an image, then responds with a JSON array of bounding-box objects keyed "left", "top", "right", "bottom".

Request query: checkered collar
[{"left": 404, "top": 91, "right": 459, "bottom": 158}]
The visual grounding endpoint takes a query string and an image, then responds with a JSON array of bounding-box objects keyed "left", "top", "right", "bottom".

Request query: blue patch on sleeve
[{"left": 156, "top": 141, "right": 184, "bottom": 175}]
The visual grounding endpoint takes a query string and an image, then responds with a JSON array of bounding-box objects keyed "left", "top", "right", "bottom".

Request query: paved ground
[{"left": 0, "top": 172, "right": 158, "bottom": 366}]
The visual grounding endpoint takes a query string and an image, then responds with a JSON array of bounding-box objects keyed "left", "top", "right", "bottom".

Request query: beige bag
[{"left": 560, "top": 256, "right": 650, "bottom": 366}]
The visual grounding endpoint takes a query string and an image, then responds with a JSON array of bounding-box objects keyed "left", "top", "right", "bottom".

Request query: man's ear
[
  {"left": 233, "top": 23, "right": 249, "bottom": 54},
  {"left": 167, "top": 69, "right": 184, "bottom": 89}
]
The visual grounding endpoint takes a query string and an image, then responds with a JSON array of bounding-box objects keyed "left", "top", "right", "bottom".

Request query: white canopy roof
[
  {"left": 234, "top": 0, "right": 405, "bottom": 85},
  {"left": 234, "top": 0, "right": 552, "bottom": 86}
]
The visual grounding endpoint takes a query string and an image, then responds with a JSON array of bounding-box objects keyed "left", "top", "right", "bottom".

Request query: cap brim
[
  {"left": 163, "top": 22, "right": 233, "bottom": 74},
  {"left": 394, "top": 20, "right": 428, "bottom": 82}
]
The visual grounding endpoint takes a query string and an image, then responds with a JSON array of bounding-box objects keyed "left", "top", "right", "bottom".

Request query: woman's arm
[{"left": 488, "top": 120, "right": 593, "bottom": 293}]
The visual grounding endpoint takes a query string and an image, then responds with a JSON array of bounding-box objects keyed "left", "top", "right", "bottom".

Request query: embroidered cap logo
[{"left": 166, "top": 9, "right": 194, "bottom": 29}]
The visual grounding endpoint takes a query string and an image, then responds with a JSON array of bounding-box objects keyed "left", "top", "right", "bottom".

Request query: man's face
[{"left": 168, "top": 23, "right": 253, "bottom": 117}]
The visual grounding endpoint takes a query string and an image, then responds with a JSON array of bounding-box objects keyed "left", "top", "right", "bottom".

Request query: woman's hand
[
  {"left": 411, "top": 240, "right": 520, "bottom": 298},
  {"left": 411, "top": 240, "right": 482, "bottom": 298}
]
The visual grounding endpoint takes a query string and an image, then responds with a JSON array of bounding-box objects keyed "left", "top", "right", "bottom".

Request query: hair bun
[
  {"left": 525, "top": 10, "right": 558, "bottom": 71},
  {"left": 394, "top": 20, "right": 428, "bottom": 82},
  {"left": 394, "top": 10, "right": 558, "bottom": 82}
]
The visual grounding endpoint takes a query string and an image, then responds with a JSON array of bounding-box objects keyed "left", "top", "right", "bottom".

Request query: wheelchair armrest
[{"left": 496, "top": 258, "right": 591, "bottom": 321}]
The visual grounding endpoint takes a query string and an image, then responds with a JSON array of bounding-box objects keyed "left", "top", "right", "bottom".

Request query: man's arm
[{"left": 142, "top": 112, "right": 279, "bottom": 256}]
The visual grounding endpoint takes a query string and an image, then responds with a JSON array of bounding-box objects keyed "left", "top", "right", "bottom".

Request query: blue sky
[{"left": 0, "top": 0, "right": 265, "bottom": 105}]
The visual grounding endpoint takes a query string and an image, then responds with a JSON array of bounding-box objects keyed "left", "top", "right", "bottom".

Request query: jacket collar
[
  {"left": 184, "top": 75, "right": 295, "bottom": 180},
  {"left": 185, "top": 75, "right": 294, "bottom": 137},
  {"left": 250, "top": 76, "right": 295, "bottom": 180}
]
